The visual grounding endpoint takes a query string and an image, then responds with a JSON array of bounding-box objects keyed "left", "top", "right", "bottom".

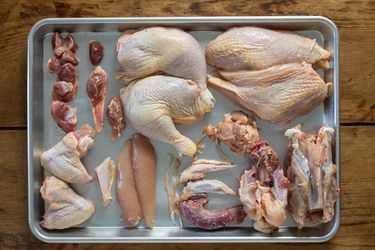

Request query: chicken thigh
[
  {"left": 40, "top": 124, "right": 95, "bottom": 184},
  {"left": 116, "top": 27, "right": 214, "bottom": 108},
  {"left": 206, "top": 26, "right": 331, "bottom": 71},
  {"left": 208, "top": 62, "right": 330, "bottom": 124},
  {"left": 121, "top": 75, "right": 213, "bottom": 157},
  {"left": 40, "top": 176, "right": 95, "bottom": 229}
]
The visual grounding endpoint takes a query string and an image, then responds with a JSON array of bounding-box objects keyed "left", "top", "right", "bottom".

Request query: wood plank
[
  {"left": 0, "top": 126, "right": 374, "bottom": 249},
  {"left": 0, "top": 0, "right": 374, "bottom": 126}
]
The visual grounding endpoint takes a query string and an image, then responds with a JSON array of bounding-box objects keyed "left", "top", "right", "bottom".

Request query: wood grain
[
  {"left": 0, "top": 0, "right": 374, "bottom": 126},
  {"left": 0, "top": 126, "right": 374, "bottom": 249}
]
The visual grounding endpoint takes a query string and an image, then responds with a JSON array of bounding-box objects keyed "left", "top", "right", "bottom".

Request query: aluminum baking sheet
[{"left": 28, "top": 17, "right": 340, "bottom": 243}]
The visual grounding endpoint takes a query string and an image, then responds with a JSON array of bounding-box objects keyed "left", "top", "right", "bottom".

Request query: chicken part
[
  {"left": 51, "top": 100, "right": 77, "bottom": 133},
  {"left": 179, "top": 160, "right": 237, "bottom": 183},
  {"left": 48, "top": 33, "right": 79, "bottom": 74},
  {"left": 117, "top": 139, "right": 142, "bottom": 227},
  {"left": 239, "top": 142, "right": 289, "bottom": 233},
  {"left": 40, "top": 124, "right": 95, "bottom": 184},
  {"left": 95, "top": 157, "right": 116, "bottom": 206},
  {"left": 206, "top": 26, "right": 331, "bottom": 71},
  {"left": 52, "top": 81, "right": 76, "bottom": 102},
  {"left": 40, "top": 176, "right": 95, "bottom": 230},
  {"left": 180, "top": 179, "right": 237, "bottom": 201},
  {"left": 121, "top": 75, "right": 213, "bottom": 157},
  {"left": 207, "top": 62, "right": 330, "bottom": 124},
  {"left": 204, "top": 111, "right": 260, "bottom": 155},
  {"left": 87, "top": 66, "right": 108, "bottom": 132},
  {"left": 106, "top": 97, "right": 126, "bottom": 140},
  {"left": 89, "top": 40, "right": 104, "bottom": 65},
  {"left": 115, "top": 27, "right": 214, "bottom": 108},
  {"left": 179, "top": 194, "right": 246, "bottom": 230},
  {"left": 131, "top": 133, "right": 157, "bottom": 228},
  {"left": 285, "top": 124, "right": 339, "bottom": 228}
]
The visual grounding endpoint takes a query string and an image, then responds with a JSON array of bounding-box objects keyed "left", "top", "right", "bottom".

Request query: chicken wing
[
  {"left": 40, "top": 124, "right": 95, "bottom": 184},
  {"left": 40, "top": 176, "right": 95, "bottom": 230}
]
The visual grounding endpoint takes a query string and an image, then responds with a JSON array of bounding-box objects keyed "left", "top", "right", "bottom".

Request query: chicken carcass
[
  {"left": 206, "top": 26, "right": 331, "bottom": 71},
  {"left": 87, "top": 66, "right": 108, "bottom": 132},
  {"left": 95, "top": 157, "right": 116, "bottom": 206},
  {"left": 121, "top": 75, "right": 213, "bottom": 157},
  {"left": 115, "top": 27, "right": 214, "bottom": 107},
  {"left": 239, "top": 142, "right": 289, "bottom": 233},
  {"left": 208, "top": 63, "right": 330, "bottom": 124},
  {"left": 40, "top": 124, "right": 95, "bottom": 184},
  {"left": 106, "top": 97, "right": 126, "bottom": 140},
  {"left": 40, "top": 176, "right": 95, "bottom": 230},
  {"left": 51, "top": 100, "right": 77, "bottom": 133},
  {"left": 285, "top": 124, "right": 339, "bottom": 229}
]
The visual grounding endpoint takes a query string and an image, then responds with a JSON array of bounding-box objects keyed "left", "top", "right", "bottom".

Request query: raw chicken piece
[
  {"left": 117, "top": 139, "right": 142, "bottom": 227},
  {"left": 205, "top": 111, "right": 260, "bottom": 155},
  {"left": 95, "top": 157, "right": 116, "bottom": 206},
  {"left": 179, "top": 160, "right": 237, "bottom": 183},
  {"left": 87, "top": 66, "right": 108, "bottom": 132},
  {"left": 57, "top": 63, "right": 77, "bottom": 83},
  {"left": 40, "top": 176, "right": 95, "bottom": 230},
  {"left": 52, "top": 81, "right": 76, "bottom": 102},
  {"left": 239, "top": 142, "right": 289, "bottom": 233},
  {"left": 285, "top": 124, "right": 339, "bottom": 228},
  {"left": 179, "top": 194, "right": 246, "bottom": 230},
  {"left": 40, "top": 124, "right": 95, "bottom": 184},
  {"left": 51, "top": 100, "right": 77, "bottom": 133},
  {"left": 121, "top": 75, "right": 213, "bottom": 157},
  {"left": 207, "top": 63, "right": 330, "bottom": 124},
  {"left": 115, "top": 27, "right": 214, "bottom": 108},
  {"left": 47, "top": 55, "right": 62, "bottom": 74},
  {"left": 180, "top": 179, "right": 236, "bottom": 201},
  {"left": 106, "top": 97, "right": 126, "bottom": 140},
  {"left": 249, "top": 141, "right": 280, "bottom": 185},
  {"left": 89, "top": 40, "right": 104, "bottom": 65},
  {"left": 48, "top": 33, "right": 79, "bottom": 74},
  {"left": 52, "top": 33, "right": 78, "bottom": 53},
  {"left": 206, "top": 26, "right": 331, "bottom": 71},
  {"left": 131, "top": 133, "right": 157, "bottom": 228}
]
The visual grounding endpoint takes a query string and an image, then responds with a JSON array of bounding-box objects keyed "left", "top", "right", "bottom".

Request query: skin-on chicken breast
[
  {"left": 206, "top": 26, "right": 331, "bottom": 71},
  {"left": 208, "top": 63, "right": 330, "bottom": 124}
]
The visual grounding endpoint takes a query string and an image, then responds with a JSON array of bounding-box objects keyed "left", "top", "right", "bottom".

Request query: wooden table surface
[{"left": 1, "top": 0, "right": 374, "bottom": 249}]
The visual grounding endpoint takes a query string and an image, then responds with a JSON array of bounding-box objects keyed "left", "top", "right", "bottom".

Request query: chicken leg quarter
[
  {"left": 121, "top": 75, "right": 212, "bottom": 156},
  {"left": 116, "top": 27, "right": 215, "bottom": 108}
]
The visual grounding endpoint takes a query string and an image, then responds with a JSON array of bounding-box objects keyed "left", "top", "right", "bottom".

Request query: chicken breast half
[{"left": 206, "top": 26, "right": 331, "bottom": 70}]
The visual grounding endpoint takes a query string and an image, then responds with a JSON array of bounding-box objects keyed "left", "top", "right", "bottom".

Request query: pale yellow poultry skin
[
  {"left": 208, "top": 62, "right": 330, "bottom": 124},
  {"left": 116, "top": 27, "right": 215, "bottom": 108},
  {"left": 40, "top": 176, "right": 95, "bottom": 230},
  {"left": 206, "top": 26, "right": 331, "bottom": 71},
  {"left": 121, "top": 75, "right": 213, "bottom": 157}
]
